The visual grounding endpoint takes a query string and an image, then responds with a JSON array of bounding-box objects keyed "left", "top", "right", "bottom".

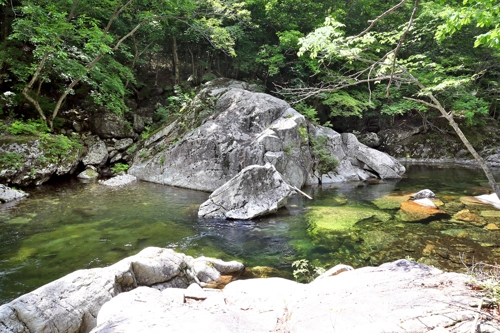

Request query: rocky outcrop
[
  {"left": 129, "top": 79, "right": 405, "bottom": 192},
  {"left": 0, "top": 135, "right": 82, "bottom": 186},
  {"left": 198, "top": 163, "right": 295, "bottom": 219},
  {"left": 89, "top": 259, "right": 493, "bottom": 333},
  {"left": 0, "top": 247, "right": 244, "bottom": 333},
  {"left": 0, "top": 184, "right": 28, "bottom": 203}
]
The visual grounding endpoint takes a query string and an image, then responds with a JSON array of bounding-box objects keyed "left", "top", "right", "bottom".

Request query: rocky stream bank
[{"left": 0, "top": 247, "right": 498, "bottom": 333}]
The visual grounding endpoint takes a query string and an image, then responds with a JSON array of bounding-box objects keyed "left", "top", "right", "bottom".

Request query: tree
[
  {"left": 8, "top": 0, "right": 250, "bottom": 130},
  {"left": 279, "top": 0, "right": 500, "bottom": 198}
]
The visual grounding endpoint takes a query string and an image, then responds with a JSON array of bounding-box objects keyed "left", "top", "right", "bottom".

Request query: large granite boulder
[
  {"left": 88, "top": 259, "right": 493, "bottom": 333},
  {"left": 0, "top": 247, "right": 244, "bottom": 333},
  {"left": 129, "top": 79, "right": 405, "bottom": 192},
  {"left": 0, "top": 135, "right": 82, "bottom": 186},
  {"left": 198, "top": 163, "right": 295, "bottom": 219}
]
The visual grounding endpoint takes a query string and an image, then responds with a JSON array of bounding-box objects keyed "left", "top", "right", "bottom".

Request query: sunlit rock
[
  {"left": 397, "top": 201, "right": 448, "bottom": 223},
  {"left": 475, "top": 193, "right": 500, "bottom": 209},
  {"left": 198, "top": 163, "right": 295, "bottom": 220},
  {"left": 99, "top": 174, "right": 137, "bottom": 187},
  {"left": 77, "top": 168, "right": 99, "bottom": 179},
  {"left": 410, "top": 189, "right": 436, "bottom": 199},
  {"left": 460, "top": 196, "right": 494, "bottom": 209}
]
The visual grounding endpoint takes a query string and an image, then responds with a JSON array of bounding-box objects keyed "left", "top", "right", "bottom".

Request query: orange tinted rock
[
  {"left": 398, "top": 201, "right": 448, "bottom": 222},
  {"left": 485, "top": 223, "right": 500, "bottom": 231}
]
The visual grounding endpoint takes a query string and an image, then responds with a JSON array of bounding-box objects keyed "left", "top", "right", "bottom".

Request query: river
[{"left": 1, "top": 164, "right": 499, "bottom": 304}]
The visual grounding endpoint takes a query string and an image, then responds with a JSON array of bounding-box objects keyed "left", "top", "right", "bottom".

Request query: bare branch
[
  {"left": 403, "top": 96, "right": 437, "bottom": 109},
  {"left": 387, "top": 0, "right": 419, "bottom": 97},
  {"left": 348, "top": 0, "right": 408, "bottom": 40}
]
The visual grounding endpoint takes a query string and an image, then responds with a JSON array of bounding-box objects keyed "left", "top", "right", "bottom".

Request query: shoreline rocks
[
  {"left": 0, "top": 247, "right": 244, "bottom": 333},
  {"left": 0, "top": 248, "right": 496, "bottom": 333}
]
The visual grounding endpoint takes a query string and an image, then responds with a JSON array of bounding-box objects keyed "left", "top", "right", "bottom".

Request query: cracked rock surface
[
  {"left": 198, "top": 163, "right": 295, "bottom": 219},
  {"left": 0, "top": 247, "right": 244, "bottom": 333},
  {"left": 92, "top": 260, "right": 498, "bottom": 333}
]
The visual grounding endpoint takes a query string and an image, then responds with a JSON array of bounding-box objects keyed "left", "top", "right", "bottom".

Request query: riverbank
[{"left": 0, "top": 247, "right": 498, "bottom": 333}]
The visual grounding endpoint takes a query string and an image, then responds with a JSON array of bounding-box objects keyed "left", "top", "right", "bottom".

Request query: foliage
[
  {"left": 8, "top": 119, "right": 49, "bottom": 135},
  {"left": 0, "top": 152, "right": 24, "bottom": 169},
  {"left": 462, "top": 255, "right": 500, "bottom": 307},
  {"left": 39, "top": 134, "right": 82, "bottom": 163},
  {"left": 310, "top": 135, "right": 339, "bottom": 175},
  {"left": 110, "top": 163, "right": 129, "bottom": 174},
  {"left": 436, "top": 0, "right": 500, "bottom": 50},
  {"left": 292, "top": 259, "right": 325, "bottom": 283},
  {"left": 154, "top": 85, "right": 194, "bottom": 125}
]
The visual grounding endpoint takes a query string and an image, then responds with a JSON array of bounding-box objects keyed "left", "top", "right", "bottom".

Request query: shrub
[
  {"left": 111, "top": 163, "right": 129, "bottom": 174},
  {"left": 8, "top": 119, "right": 49, "bottom": 135}
]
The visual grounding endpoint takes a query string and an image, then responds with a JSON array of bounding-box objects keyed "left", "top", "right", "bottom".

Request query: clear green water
[{"left": 1, "top": 164, "right": 500, "bottom": 304}]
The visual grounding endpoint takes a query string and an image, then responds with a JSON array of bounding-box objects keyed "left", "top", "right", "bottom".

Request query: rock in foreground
[
  {"left": 90, "top": 260, "right": 495, "bottom": 333},
  {"left": 198, "top": 163, "right": 295, "bottom": 219},
  {"left": 0, "top": 247, "right": 244, "bottom": 333}
]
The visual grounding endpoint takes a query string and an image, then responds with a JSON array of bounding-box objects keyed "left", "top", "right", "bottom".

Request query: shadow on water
[{"left": 1, "top": 164, "right": 500, "bottom": 304}]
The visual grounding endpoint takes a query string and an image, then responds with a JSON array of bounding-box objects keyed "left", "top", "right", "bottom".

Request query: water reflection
[{"left": 0, "top": 164, "right": 499, "bottom": 304}]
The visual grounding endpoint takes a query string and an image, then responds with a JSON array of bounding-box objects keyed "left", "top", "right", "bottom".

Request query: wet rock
[
  {"left": 413, "top": 198, "right": 437, "bottom": 208},
  {"left": 397, "top": 201, "right": 449, "bottom": 222},
  {"left": 99, "top": 174, "right": 136, "bottom": 187},
  {"left": 198, "top": 164, "right": 295, "bottom": 220},
  {"left": 307, "top": 205, "right": 392, "bottom": 235},
  {"left": 460, "top": 196, "right": 493, "bottom": 210},
  {"left": 0, "top": 184, "right": 28, "bottom": 203},
  {"left": 485, "top": 223, "right": 500, "bottom": 231},
  {"left": 410, "top": 189, "right": 436, "bottom": 199}
]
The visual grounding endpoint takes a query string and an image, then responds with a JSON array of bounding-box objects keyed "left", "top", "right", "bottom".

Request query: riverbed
[{"left": 1, "top": 164, "right": 499, "bottom": 304}]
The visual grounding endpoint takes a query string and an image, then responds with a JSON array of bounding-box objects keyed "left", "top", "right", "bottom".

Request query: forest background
[{"left": 0, "top": 0, "right": 499, "bottom": 143}]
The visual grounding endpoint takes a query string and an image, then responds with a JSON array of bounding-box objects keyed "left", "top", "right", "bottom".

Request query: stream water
[{"left": 1, "top": 164, "right": 500, "bottom": 304}]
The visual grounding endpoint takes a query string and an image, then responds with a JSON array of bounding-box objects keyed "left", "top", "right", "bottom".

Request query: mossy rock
[
  {"left": 451, "top": 209, "right": 487, "bottom": 227},
  {"left": 307, "top": 205, "right": 392, "bottom": 234}
]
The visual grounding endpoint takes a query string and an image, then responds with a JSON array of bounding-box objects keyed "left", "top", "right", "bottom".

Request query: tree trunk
[
  {"left": 172, "top": 37, "right": 180, "bottom": 85},
  {"left": 407, "top": 75, "right": 500, "bottom": 198}
]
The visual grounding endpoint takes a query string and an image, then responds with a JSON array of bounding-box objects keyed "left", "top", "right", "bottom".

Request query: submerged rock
[
  {"left": 0, "top": 184, "right": 28, "bottom": 203},
  {"left": 198, "top": 163, "right": 295, "bottom": 219},
  {"left": 451, "top": 209, "right": 487, "bottom": 227},
  {"left": 397, "top": 201, "right": 449, "bottom": 222}
]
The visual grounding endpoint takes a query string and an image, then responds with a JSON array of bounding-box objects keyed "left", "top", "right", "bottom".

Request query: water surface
[{"left": 1, "top": 164, "right": 499, "bottom": 304}]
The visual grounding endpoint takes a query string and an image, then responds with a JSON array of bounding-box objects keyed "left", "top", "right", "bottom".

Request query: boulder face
[
  {"left": 129, "top": 79, "right": 405, "bottom": 192},
  {"left": 0, "top": 247, "right": 244, "bottom": 333},
  {"left": 198, "top": 163, "right": 295, "bottom": 219},
  {"left": 0, "top": 184, "right": 28, "bottom": 203},
  {"left": 0, "top": 135, "right": 82, "bottom": 186},
  {"left": 88, "top": 259, "right": 491, "bottom": 333}
]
